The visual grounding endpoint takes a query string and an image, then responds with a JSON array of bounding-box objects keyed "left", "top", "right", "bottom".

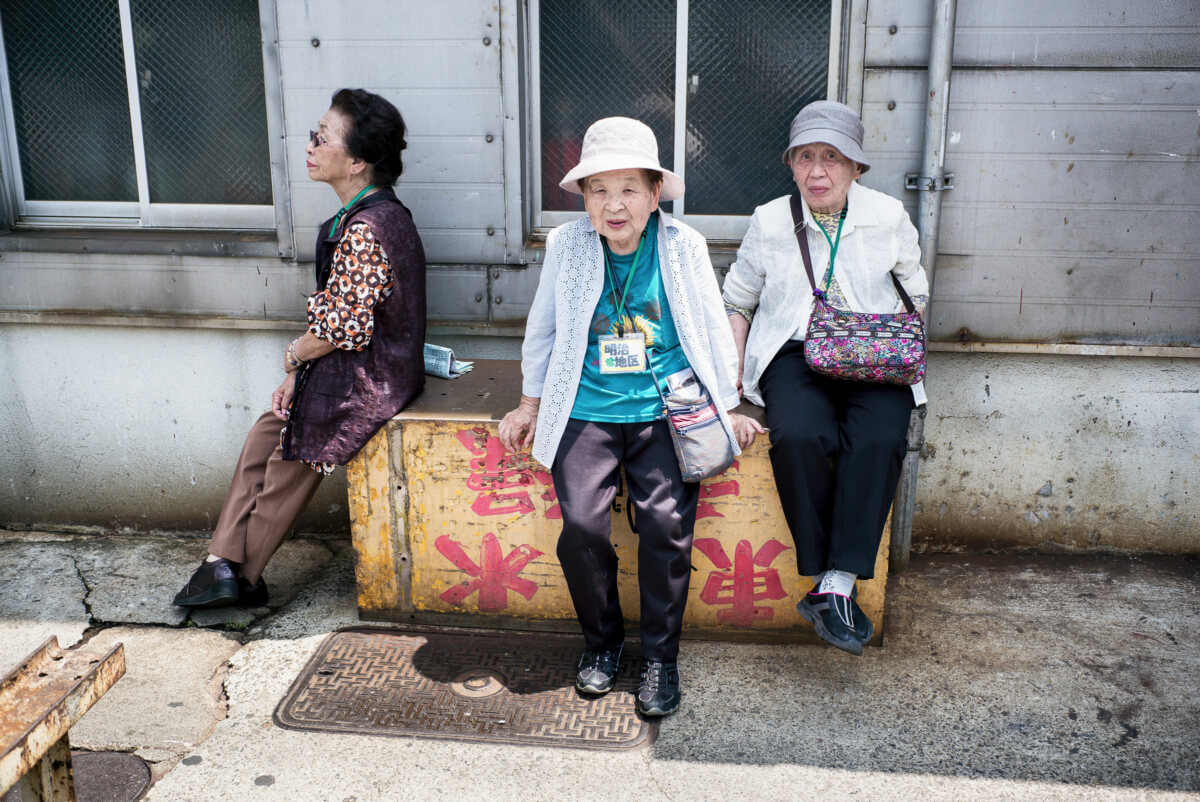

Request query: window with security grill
[
  {"left": 535, "top": 0, "right": 835, "bottom": 239},
  {"left": 0, "top": 0, "right": 273, "bottom": 228}
]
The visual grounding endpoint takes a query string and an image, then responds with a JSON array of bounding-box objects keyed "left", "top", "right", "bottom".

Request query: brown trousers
[{"left": 207, "top": 411, "right": 324, "bottom": 584}]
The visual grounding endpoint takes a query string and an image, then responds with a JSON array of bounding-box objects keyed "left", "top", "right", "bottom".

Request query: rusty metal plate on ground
[{"left": 273, "top": 627, "right": 656, "bottom": 750}]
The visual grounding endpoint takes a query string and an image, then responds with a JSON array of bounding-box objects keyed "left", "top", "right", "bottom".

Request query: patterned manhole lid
[{"left": 273, "top": 626, "right": 656, "bottom": 750}]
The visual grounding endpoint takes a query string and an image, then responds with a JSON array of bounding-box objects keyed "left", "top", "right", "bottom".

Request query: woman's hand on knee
[
  {"left": 728, "top": 412, "right": 764, "bottom": 449},
  {"left": 498, "top": 395, "right": 540, "bottom": 452}
]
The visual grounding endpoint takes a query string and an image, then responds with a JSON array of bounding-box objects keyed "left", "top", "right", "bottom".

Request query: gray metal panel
[
  {"left": 861, "top": 68, "right": 1200, "bottom": 346},
  {"left": 275, "top": 0, "right": 496, "bottom": 41},
  {"left": 284, "top": 89, "right": 503, "bottom": 139},
  {"left": 277, "top": 1, "right": 507, "bottom": 266},
  {"left": 866, "top": 0, "right": 1200, "bottom": 68},
  {"left": 285, "top": 134, "right": 503, "bottom": 185},
  {"left": 0, "top": 251, "right": 310, "bottom": 319},
  {"left": 279, "top": 40, "right": 499, "bottom": 92},
  {"left": 489, "top": 266, "right": 539, "bottom": 324},
  {"left": 292, "top": 225, "right": 503, "bottom": 266},
  {"left": 425, "top": 266, "right": 489, "bottom": 322}
]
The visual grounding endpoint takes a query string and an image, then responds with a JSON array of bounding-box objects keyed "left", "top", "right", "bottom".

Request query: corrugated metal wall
[{"left": 859, "top": 0, "right": 1200, "bottom": 346}]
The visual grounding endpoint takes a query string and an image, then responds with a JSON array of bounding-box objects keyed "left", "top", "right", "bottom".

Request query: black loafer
[
  {"left": 575, "top": 645, "right": 623, "bottom": 695},
  {"left": 797, "top": 591, "right": 864, "bottom": 656},
  {"left": 636, "top": 660, "right": 681, "bottom": 717},
  {"left": 172, "top": 558, "right": 240, "bottom": 609},
  {"left": 237, "top": 576, "right": 269, "bottom": 608},
  {"left": 804, "top": 585, "right": 874, "bottom": 643}
]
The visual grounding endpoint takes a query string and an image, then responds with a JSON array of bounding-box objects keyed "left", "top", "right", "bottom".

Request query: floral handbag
[{"left": 790, "top": 193, "right": 926, "bottom": 386}]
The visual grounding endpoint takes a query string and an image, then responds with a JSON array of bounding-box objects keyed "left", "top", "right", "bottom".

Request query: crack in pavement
[{"left": 70, "top": 552, "right": 96, "bottom": 624}]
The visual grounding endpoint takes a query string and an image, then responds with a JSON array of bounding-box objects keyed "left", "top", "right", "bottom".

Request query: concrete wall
[
  {"left": 915, "top": 351, "right": 1199, "bottom": 554},
  {"left": 0, "top": 322, "right": 347, "bottom": 533}
]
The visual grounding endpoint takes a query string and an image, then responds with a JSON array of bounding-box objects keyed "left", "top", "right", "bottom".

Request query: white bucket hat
[
  {"left": 782, "top": 100, "right": 871, "bottom": 173},
  {"left": 559, "top": 117, "right": 685, "bottom": 201}
]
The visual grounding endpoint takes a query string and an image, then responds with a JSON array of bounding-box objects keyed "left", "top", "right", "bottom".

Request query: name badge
[{"left": 599, "top": 333, "right": 648, "bottom": 374}]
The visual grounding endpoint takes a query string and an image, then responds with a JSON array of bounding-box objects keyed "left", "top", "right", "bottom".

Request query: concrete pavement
[{"left": 1, "top": 530, "right": 1197, "bottom": 801}]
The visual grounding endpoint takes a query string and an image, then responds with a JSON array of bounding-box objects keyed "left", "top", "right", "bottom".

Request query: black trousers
[
  {"left": 759, "top": 341, "right": 914, "bottom": 579},
  {"left": 551, "top": 417, "right": 700, "bottom": 662}
]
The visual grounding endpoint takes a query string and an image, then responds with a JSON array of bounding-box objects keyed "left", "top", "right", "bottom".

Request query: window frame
[
  {"left": 526, "top": 0, "right": 848, "bottom": 243},
  {"left": 0, "top": 0, "right": 293, "bottom": 257}
]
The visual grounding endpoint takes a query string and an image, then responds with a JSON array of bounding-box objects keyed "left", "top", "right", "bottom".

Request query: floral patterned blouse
[{"left": 295, "top": 221, "right": 394, "bottom": 474}]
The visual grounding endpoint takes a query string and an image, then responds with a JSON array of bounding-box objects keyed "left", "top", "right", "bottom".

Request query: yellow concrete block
[{"left": 347, "top": 363, "right": 889, "bottom": 644}]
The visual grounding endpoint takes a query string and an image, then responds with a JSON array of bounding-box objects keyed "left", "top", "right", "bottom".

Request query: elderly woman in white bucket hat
[
  {"left": 723, "top": 100, "right": 929, "bottom": 656},
  {"left": 499, "top": 117, "right": 760, "bottom": 717}
]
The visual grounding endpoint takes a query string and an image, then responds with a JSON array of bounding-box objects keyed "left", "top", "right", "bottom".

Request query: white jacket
[
  {"left": 723, "top": 182, "right": 930, "bottom": 406},
  {"left": 522, "top": 211, "right": 742, "bottom": 468}
]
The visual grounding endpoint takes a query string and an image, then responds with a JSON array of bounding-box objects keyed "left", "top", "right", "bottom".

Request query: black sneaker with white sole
[
  {"left": 797, "top": 591, "right": 864, "bottom": 656},
  {"left": 575, "top": 645, "right": 623, "bottom": 695},
  {"left": 636, "top": 660, "right": 681, "bottom": 717},
  {"left": 803, "top": 584, "right": 874, "bottom": 643}
]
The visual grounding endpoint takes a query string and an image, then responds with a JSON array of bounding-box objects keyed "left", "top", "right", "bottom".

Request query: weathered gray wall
[
  {"left": 0, "top": 323, "right": 347, "bottom": 533},
  {"left": 860, "top": 0, "right": 1200, "bottom": 346},
  {"left": 915, "top": 351, "right": 1199, "bottom": 554}
]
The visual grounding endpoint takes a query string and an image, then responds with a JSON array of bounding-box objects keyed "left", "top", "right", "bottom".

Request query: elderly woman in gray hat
[
  {"left": 499, "top": 117, "right": 758, "bottom": 717},
  {"left": 723, "top": 100, "right": 929, "bottom": 656}
]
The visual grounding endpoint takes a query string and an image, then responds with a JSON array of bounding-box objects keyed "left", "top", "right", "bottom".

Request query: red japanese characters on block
[
  {"left": 457, "top": 427, "right": 740, "bottom": 522},
  {"left": 693, "top": 538, "right": 792, "bottom": 627},
  {"left": 456, "top": 427, "right": 561, "bottom": 519},
  {"left": 435, "top": 532, "right": 544, "bottom": 612},
  {"left": 697, "top": 461, "right": 740, "bottom": 519}
]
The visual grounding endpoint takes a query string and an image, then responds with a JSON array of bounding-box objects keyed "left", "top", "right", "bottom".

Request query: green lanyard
[
  {"left": 328, "top": 185, "right": 377, "bottom": 237},
  {"left": 602, "top": 226, "right": 649, "bottom": 336},
  {"left": 816, "top": 206, "right": 848, "bottom": 291}
]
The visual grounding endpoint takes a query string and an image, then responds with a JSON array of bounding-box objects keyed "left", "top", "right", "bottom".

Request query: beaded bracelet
[{"left": 285, "top": 338, "right": 305, "bottom": 370}]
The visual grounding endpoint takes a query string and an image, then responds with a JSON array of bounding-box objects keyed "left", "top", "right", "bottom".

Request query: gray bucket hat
[{"left": 782, "top": 100, "right": 870, "bottom": 173}]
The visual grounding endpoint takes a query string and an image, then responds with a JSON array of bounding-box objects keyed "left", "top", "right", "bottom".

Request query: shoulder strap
[
  {"left": 788, "top": 193, "right": 819, "bottom": 292},
  {"left": 790, "top": 192, "right": 916, "bottom": 313},
  {"left": 890, "top": 272, "right": 917, "bottom": 314}
]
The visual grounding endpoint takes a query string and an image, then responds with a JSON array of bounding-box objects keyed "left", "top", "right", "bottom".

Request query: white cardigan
[
  {"left": 723, "top": 182, "right": 930, "bottom": 406},
  {"left": 521, "top": 211, "right": 742, "bottom": 469}
]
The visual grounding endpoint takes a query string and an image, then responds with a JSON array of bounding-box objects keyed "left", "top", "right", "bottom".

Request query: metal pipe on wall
[{"left": 891, "top": 0, "right": 957, "bottom": 572}]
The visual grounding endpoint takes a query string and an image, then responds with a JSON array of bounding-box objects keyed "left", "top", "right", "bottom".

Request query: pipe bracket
[{"left": 905, "top": 173, "right": 954, "bottom": 191}]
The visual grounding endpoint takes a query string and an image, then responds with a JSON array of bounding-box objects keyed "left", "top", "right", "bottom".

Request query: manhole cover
[
  {"left": 273, "top": 627, "right": 656, "bottom": 750},
  {"left": 2, "top": 751, "right": 150, "bottom": 802}
]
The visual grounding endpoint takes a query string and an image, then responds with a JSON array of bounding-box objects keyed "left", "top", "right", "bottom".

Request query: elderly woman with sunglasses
[
  {"left": 723, "top": 101, "right": 929, "bottom": 656},
  {"left": 499, "top": 117, "right": 761, "bottom": 717},
  {"left": 172, "top": 88, "right": 426, "bottom": 610}
]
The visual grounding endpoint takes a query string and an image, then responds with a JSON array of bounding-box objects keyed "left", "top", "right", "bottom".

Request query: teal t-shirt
[{"left": 572, "top": 213, "right": 692, "bottom": 422}]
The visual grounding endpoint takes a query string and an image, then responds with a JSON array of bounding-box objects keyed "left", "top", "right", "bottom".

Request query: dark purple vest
[{"left": 282, "top": 189, "right": 426, "bottom": 464}]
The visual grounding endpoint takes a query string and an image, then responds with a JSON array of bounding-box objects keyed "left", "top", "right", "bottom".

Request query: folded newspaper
[{"left": 423, "top": 342, "right": 474, "bottom": 379}]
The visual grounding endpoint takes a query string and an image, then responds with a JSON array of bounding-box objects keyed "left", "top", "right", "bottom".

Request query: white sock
[
  {"left": 204, "top": 553, "right": 221, "bottom": 563},
  {"left": 807, "top": 572, "right": 825, "bottom": 591},
  {"left": 818, "top": 569, "right": 856, "bottom": 597}
]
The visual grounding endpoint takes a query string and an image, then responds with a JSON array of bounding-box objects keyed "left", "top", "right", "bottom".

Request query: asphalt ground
[{"left": 1, "top": 530, "right": 1197, "bottom": 801}]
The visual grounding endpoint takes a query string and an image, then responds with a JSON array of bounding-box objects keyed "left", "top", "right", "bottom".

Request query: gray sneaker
[
  {"left": 575, "top": 645, "right": 623, "bottom": 695},
  {"left": 636, "top": 660, "right": 681, "bottom": 717}
]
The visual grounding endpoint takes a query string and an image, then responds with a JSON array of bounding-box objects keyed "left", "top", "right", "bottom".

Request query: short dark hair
[
  {"left": 577, "top": 169, "right": 663, "bottom": 194},
  {"left": 329, "top": 88, "right": 408, "bottom": 187}
]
